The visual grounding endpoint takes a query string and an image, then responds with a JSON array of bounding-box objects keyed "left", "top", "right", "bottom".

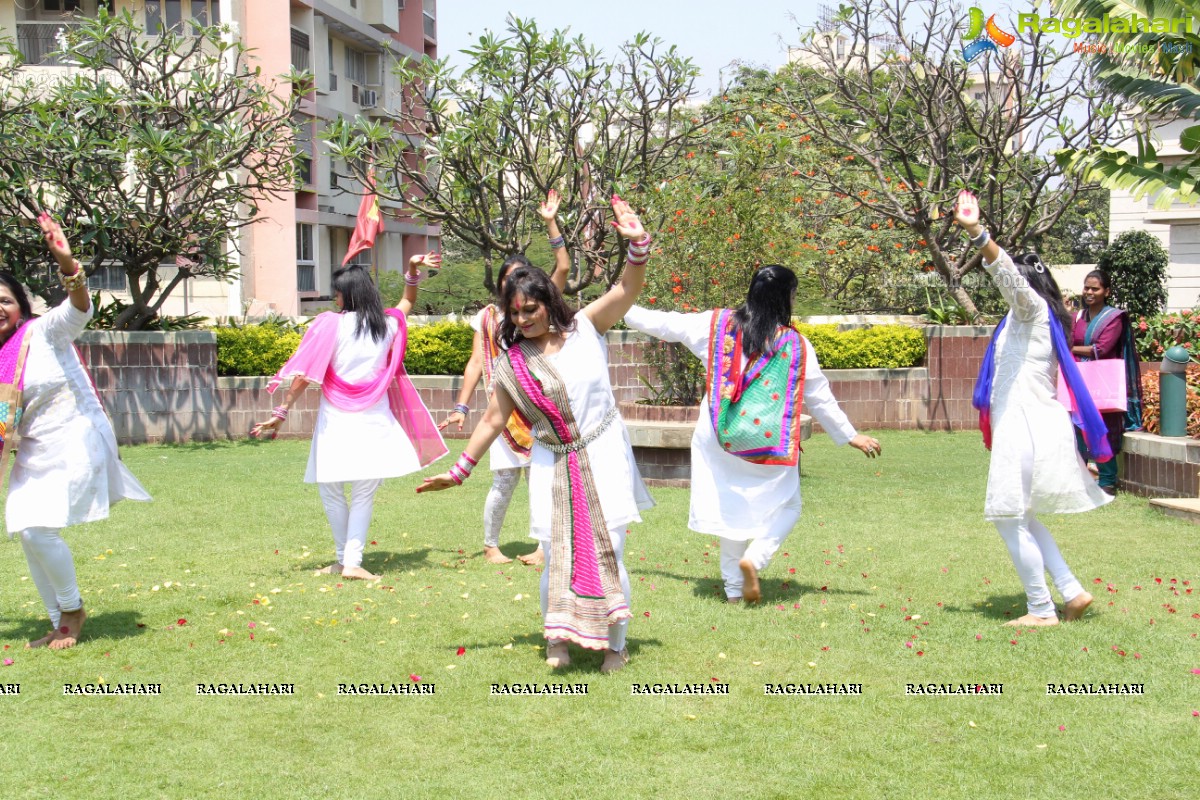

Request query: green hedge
[
  {"left": 794, "top": 323, "right": 927, "bottom": 369},
  {"left": 404, "top": 321, "right": 474, "bottom": 375},
  {"left": 215, "top": 324, "right": 304, "bottom": 377}
]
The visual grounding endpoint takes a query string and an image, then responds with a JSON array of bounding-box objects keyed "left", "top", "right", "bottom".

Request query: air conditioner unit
[{"left": 360, "top": 89, "right": 377, "bottom": 109}]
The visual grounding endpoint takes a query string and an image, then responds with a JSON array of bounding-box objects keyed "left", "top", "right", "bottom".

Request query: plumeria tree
[
  {"left": 0, "top": 10, "right": 300, "bottom": 329},
  {"left": 324, "top": 17, "right": 712, "bottom": 296}
]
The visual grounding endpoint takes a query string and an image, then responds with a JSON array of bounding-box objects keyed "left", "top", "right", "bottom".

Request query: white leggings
[
  {"left": 540, "top": 525, "right": 631, "bottom": 651},
  {"left": 483, "top": 467, "right": 526, "bottom": 548},
  {"left": 20, "top": 527, "right": 82, "bottom": 629},
  {"left": 718, "top": 508, "right": 802, "bottom": 600},
  {"left": 318, "top": 479, "right": 382, "bottom": 570},
  {"left": 993, "top": 512, "right": 1084, "bottom": 618}
]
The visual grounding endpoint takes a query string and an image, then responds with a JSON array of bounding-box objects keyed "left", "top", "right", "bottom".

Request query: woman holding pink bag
[{"left": 1070, "top": 269, "right": 1144, "bottom": 495}]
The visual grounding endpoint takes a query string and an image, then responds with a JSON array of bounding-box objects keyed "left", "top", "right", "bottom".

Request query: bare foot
[
  {"left": 545, "top": 641, "right": 570, "bottom": 669},
  {"left": 727, "top": 597, "right": 742, "bottom": 605},
  {"left": 1002, "top": 613, "right": 1059, "bottom": 627},
  {"left": 48, "top": 607, "right": 86, "bottom": 650},
  {"left": 341, "top": 566, "right": 379, "bottom": 580},
  {"left": 518, "top": 547, "right": 545, "bottom": 566},
  {"left": 600, "top": 647, "right": 629, "bottom": 674},
  {"left": 315, "top": 563, "right": 344, "bottom": 575},
  {"left": 1062, "top": 591, "right": 1093, "bottom": 622},
  {"left": 483, "top": 546, "right": 513, "bottom": 565},
  {"left": 26, "top": 630, "right": 56, "bottom": 649},
  {"left": 739, "top": 558, "right": 761, "bottom": 604}
]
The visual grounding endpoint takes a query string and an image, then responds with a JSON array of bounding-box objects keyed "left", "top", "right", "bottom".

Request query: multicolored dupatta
[
  {"left": 491, "top": 341, "right": 631, "bottom": 650},
  {"left": 0, "top": 321, "right": 32, "bottom": 486},
  {"left": 268, "top": 309, "right": 447, "bottom": 467},
  {"left": 479, "top": 305, "right": 532, "bottom": 457},
  {"left": 705, "top": 309, "right": 807, "bottom": 466}
]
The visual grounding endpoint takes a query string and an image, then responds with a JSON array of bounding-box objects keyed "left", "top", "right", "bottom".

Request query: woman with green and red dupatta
[
  {"left": 624, "top": 265, "right": 880, "bottom": 604},
  {"left": 418, "top": 196, "right": 653, "bottom": 675},
  {"left": 1070, "top": 269, "right": 1144, "bottom": 495}
]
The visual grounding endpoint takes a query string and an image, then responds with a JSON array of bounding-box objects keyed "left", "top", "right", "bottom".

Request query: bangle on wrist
[
  {"left": 405, "top": 271, "right": 422, "bottom": 286},
  {"left": 59, "top": 261, "right": 86, "bottom": 292},
  {"left": 448, "top": 451, "right": 478, "bottom": 485},
  {"left": 453, "top": 403, "right": 470, "bottom": 415},
  {"left": 968, "top": 228, "right": 990, "bottom": 248},
  {"left": 271, "top": 405, "right": 289, "bottom": 421}
]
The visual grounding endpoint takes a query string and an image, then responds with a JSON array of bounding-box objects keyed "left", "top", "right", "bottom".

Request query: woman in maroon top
[{"left": 1070, "top": 269, "right": 1143, "bottom": 495}]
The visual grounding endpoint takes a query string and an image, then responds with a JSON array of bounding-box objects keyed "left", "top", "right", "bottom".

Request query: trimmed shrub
[
  {"left": 1134, "top": 308, "right": 1200, "bottom": 362},
  {"left": 794, "top": 323, "right": 927, "bottom": 369},
  {"left": 404, "top": 321, "right": 474, "bottom": 376},
  {"left": 1099, "top": 230, "right": 1168, "bottom": 319},
  {"left": 215, "top": 324, "right": 304, "bottom": 377}
]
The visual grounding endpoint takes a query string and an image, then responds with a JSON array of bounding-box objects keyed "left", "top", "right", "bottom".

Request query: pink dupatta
[{"left": 268, "top": 309, "right": 447, "bottom": 467}]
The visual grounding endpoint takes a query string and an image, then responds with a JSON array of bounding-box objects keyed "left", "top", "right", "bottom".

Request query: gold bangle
[{"left": 60, "top": 262, "right": 86, "bottom": 292}]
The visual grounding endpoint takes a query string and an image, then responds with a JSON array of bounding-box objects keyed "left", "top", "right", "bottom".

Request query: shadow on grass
[
  {"left": 474, "top": 629, "right": 665, "bottom": 676},
  {"left": 0, "top": 609, "right": 146, "bottom": 646},
  {"left": 152, "top": 439, "right": 277, "bottom": 453},
  {"left": 288, "top": 548, "right": 435, "bottom": 577},
  {"left": 940, "top": 593, "right": 1032, "bottom": 622},
  {"left": 634, "top": 565, "right": 871, "bottom": 605}
]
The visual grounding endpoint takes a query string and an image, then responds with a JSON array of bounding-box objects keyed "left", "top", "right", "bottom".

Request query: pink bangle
[{"left": 271, "top": 406, "right": 289, "bottom": 421}]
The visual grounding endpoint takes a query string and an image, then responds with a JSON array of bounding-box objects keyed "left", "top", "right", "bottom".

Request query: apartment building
[{"left": 0, "top": 0, "right": 440, "bottom": 319}]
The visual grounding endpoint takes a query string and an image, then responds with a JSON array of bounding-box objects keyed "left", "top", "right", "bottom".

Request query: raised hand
[
  {"left": 537, "top": 190, "right": 561, "bottom": 222},
  {"left": 610, "top": 194, "right": 646, "bottom": 241},
  {"left": 410, "top": 251, "right": 442, "bottom": 272},
  {"left": 37, "top": 213, "right": 74, "bottom": 270},
  {"left": 953, "top": 190, "right": 982, "bottom": 233}
]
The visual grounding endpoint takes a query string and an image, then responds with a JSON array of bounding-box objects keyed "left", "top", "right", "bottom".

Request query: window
[
  {"left": 296, "top": 224, "right": 316, "bottom": 292},
  {"left": 345, "top": 47, "right": 367, "bottom": 85},
  {"left": 423, "top": 0, "right": 436, "bottom": 39},
  {"left": 42, "top": 0, "right": 82, "bottom": 12},
  {"left": 147, "top": 1, "right": 218, "bottom": 35},
  {"left": 836, "top": 38, "right": 845, "bottom": 58},
  {"left": 974, "top": 91, "right": 984, "bottom": 101},
  {"left": 87, "top": 263, "right": 127, "bottom": 292}
]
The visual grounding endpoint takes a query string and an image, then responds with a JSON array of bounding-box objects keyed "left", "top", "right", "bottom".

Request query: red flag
[{"left": 343, "top": 181, "right": 386, "bottom": 265}]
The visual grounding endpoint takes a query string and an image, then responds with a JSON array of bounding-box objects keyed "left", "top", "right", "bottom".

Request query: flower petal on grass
[{"left": 455, "top": 646, "right": 466, "bottom": 656}]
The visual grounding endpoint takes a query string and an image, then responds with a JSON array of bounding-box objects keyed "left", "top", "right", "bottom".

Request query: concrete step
[{"left": 1149, "top": 497, "right": 1200, "bottom": 524}]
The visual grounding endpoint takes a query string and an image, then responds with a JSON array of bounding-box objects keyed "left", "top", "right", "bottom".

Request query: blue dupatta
[{"left": 972, "top": 305, "right": 1112, "bottom": 461}]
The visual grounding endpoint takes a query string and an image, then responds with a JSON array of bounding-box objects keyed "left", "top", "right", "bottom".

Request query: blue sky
[{"left": 437, "top": 0, "right": 826, "bottom": 98}]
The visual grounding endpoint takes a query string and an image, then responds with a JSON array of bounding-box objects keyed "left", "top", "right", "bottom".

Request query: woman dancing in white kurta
[
  {"left": 418, "top": 196, "right": 653, "bottom": 674},
  {"left": 957, "top": 190, "right": 1110, "bottom": 626},
  {"left": 1, "top": 214, "right": 151, "bottom": 649},
  {"left": 254, "top": 254, "right": 447, "bottom": 580},
  {"left": 438, "top": 190, "right": 571, "bottom": 565},
  {"left": 624, "top": 265, "right": 880, "bottom": 604}
]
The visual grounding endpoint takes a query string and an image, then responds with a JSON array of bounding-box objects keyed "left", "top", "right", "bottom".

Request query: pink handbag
[{"left": 1057, "top": 359, "right": 1127, "bottom": 413}]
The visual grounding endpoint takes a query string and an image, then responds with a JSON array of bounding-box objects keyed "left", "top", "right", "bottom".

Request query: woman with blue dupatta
[
  {"left": 1070, "top": 269, "right": 1143, "bottom": 495},
  {"left": 959, "top": 190, "right": 1112, "bottom": 627},
  {"left": 623, "top": 265, "right": 881, "bottom": 605}
]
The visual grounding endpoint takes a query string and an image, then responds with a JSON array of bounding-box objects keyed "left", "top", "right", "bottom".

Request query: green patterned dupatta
[
  {"left": 706, "top": 309, "right": 807, "bottom": 466},
  {"left": 0, "top": 321, "right": 32, "bottom": 486},
  {"left": 491, "top": 339, "right": 631, "bottom": 650}
]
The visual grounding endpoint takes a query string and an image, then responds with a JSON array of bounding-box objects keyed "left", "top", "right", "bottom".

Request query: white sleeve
[
  {"left": 983, "top": 248, "right": 1045, "bottom": 324},
  {"left": 801, "top": 336, "right": 857, "bottom": 446},
  {"left": 37, "top": 295, "right": 94, "bottom": 349},
  {"left": 469, "top": 307, "right": 488, "bottom": 333},
  {"left": 623, "top": 305, "right": 711, "bottom": 360}
]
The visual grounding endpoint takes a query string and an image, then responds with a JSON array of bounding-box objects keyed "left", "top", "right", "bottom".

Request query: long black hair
[
  {"left": 730, "top": 264, "right": 797, "bottom": 358},
  {"left": 331, "top": 265, "right": 388, "bottom": 343},
  {"left": 0, "top": 272, "right": 33, "bottom": 323},
  {"left": 495, "top": 253, "right": 533, "bottom": 298},
  {"left": 497, "top": 266, "right": 577, "bottom": 349},
  {"left": 1012, "top": 253, "right": 1073, "bottom": 333}
]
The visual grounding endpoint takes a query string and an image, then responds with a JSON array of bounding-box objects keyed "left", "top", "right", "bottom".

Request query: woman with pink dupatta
[
  {"left": 2, "top": 215, "right": 150, "bottom": 650},
  {"left": 254, "top": 254, "right": 447, "bottom": 580},
  {"left": 418, "top": 197, "right": 653, "bottom": 674}
]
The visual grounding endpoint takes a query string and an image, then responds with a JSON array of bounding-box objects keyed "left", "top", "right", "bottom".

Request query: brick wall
[{"left": 78, "top": 326, "right": 996, "bottom": 445}]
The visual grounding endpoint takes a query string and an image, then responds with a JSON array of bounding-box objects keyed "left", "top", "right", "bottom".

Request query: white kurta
[
  {"left": 303, "top": 312, "right": 421, "bottom": 483},
  {"left": 983, "top": 250, "right": 1112, "bottom": 519},
  {"left": 523, "top": 312, "right": 653, "bottom": 541},
  {"left": 623, "top": 306, "right": 857, "bottom": 540},
  {"left": 6, "top": 299, "right": 151, "bottom": 533},
  {"left": 470, "top": 305, "right": 529, "bottom": 472}
]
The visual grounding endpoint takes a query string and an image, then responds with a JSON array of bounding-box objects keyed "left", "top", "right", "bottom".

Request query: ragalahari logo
[{"left": 963, "top": 7, "right": 1016, "bottom": 62}]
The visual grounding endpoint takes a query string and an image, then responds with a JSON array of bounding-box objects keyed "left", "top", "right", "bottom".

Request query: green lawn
[{"left": 1, "top": 430, "right": 1196, "bottom": 799}]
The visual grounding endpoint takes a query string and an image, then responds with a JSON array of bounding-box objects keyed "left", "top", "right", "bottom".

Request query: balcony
[
  {"left": 423, "top": 12, "right": 435, "bottom": 41},
  {"left": 16, "top": 20, "right": 83, "bottom": 66}
]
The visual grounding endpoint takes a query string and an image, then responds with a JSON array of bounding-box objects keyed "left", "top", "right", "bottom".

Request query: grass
[{"left": 0, "top": 429, "right": 1196, "bottom": 799}]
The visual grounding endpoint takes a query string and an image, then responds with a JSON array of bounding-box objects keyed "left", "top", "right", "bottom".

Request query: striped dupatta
[
  {"left": 0, "top": 321, "right": 32, "bottom": 487},
  {"left": 479, "top": 305, "right": 532, "bottom": 457},
  {"left": 492, "top": 340, "right": 631, "bottom": 650}
]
